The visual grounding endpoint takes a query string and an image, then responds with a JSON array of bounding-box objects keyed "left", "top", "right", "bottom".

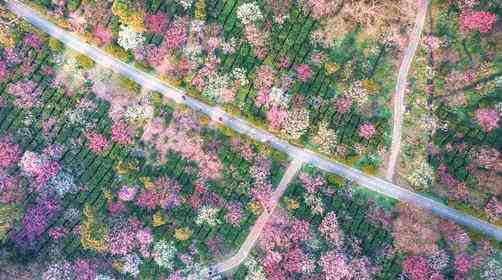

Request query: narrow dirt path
[
  {"left": 192, "top": 159, "right": 303, "bottom": 279},
  {"left": 386, "top": 0, "right": 429, "bottom": 181}
]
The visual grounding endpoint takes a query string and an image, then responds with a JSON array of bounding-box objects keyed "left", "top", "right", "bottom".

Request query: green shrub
[{"left": 75, "top": 53, "right": 95, "bottom": 69}]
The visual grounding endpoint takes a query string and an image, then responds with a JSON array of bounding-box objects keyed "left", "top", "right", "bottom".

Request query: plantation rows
[
  {"left": 431, "top": 100, "right": 501, "bottom": 184},
  {"left": 0, "top": 41, "right": 287, "bottom": 268},
  {"left": 287, "top": 183, "right": 402, "bottom": 279}
]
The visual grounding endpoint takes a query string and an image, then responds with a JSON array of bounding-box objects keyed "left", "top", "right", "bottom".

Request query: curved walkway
[
  {"left": 8, "top": 0, "right": 502, "bottom": 244},
  {"left": 191, "top": 159, "right": 303, "bottom": 279},
  {"left": 386, "top": 0, "right": 429, "bottom": 181}
]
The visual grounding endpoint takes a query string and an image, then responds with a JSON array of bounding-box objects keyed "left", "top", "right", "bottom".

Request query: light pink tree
[
  {"left": 296, "top": 64, "right": 313, "bottom": 82},
  {"left": 475, "top": 108, "right": 499, "bottom": 132},
  {"left": 0, "top": 60, "right": 7, "bottom": 80},
  {"left": 7, "top": 80, "right": 42, "bottom": 109},
  {"left": 358, "top": 123, "right": 376, "bottom": 140},
  {"left": 23, "top": 33, "right": 42, "bottom": 50},
  {"left": 319, "top": 211, "right": 342, "bottom": 245},
  {"left": 319, "top": 250, "right": 354, "bottom": 280},
  {"left": 0, "top": 137, "right": 20, "bottom": 168},
  {"left": 111, "top": 121, "right": 133, "bottom": 145},
  {"left": 336, "top": 96, "right": 353, "bottom": 113},
  {"left": 455, "top": 254, "right": 471, "bottom": 274},
  {"left": 266, "top": 106, "right": 288, "bottom": 130},
  {"left": 93, "top": 25, "right": 113, "bottom": 46},
  {"left": 163, "top": 19, "right": 188, "bottom": 50}
]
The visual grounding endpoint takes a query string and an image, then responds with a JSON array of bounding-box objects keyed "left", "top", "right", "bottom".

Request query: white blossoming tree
[
  {"left": 152, "top": 240, "right": 177, "bottom": 270},
  {"left": 117, "top": 25, "right": 144, "bottom": 51},
  {"left": 282, "top": 108, "right": 310, "bottom": 140},
  {"left": 237, "top": 2, "right": 263, "bottom": 25},
  {"left": 195, "top": 205, "right": 221, "bottom": 226}
]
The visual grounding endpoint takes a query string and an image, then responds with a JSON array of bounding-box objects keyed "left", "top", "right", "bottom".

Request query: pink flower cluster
[
  {"left": 319, "top": 211, "right": 342, "bottom": 244},
  {"left": 230, "top": 138, "right": 255, "bottom": 161},
  {"left": 438, "top": 164, "right": 469, "bottom": 201},
  {"left": 485, "top": 197, "right": 502, "bottom": 222},
  {"left": 224, "top": 202, "right": 244, "bottom": 227},
  {"left": 295, "top": 64, "right": 313, "bottom": 82},
  {"left": 319, "top": 251, "right": 353, "bottom": 280},
  {"left": 135, "top": 177, "right": 183, "bottom": 210},
  {"left": 358, "top": 123, "right": 376, "bottom": 140},
  {"left": 111, "top": 121, "right": 133, "bottom": 145},
  {"left": 107, "top": 224, "right": 139, "bottom": 256},
  {"left": 266, "top": 106, "right": 288, "bottom": 130},
  {"left": 93, "top": 25, "right": 113, "bottom": 45},
  {"left": 402, "top": 255, "right": 431, "bottom": 280},
  {"left": 118, "top": 185, "right": 137, "bottom": 202},
  {"left": 0, "top": 60, "right": 7, "bottom": 80},
  {"left": 255, "top": 65, "right": 276, "bottom": 90},
  {"left": 304, "top": 0, "right": 341, "bottom": 20},
  {"left": 258, "top": 212, "right": 313, "bottom": 278},
  {"left": 475, "top": 108, "right": 499, "bottom": 132},
  {"left": 0, "top": 137, "right": 20, "bottom": 168},
  {"left": 336, "top": 96, "right": 353, "bottom": 113},
  {"left": 251, "top": 183, "right": 273, "bottom": 212},
  {"left": 298, "top": 172, "right": 326, "bottom": 193},
  {"left": 459, "top": 10, "right": 497, "bottom": 33},
  {"left": 19, "top": 151, "right": 60, "bottom": 189},
  {"left": 7, "top": 80, "right": 42, "bottom": 109},
  {"left": 163, "top": 19, "right": 188, "bottom": 50},
  {"left": 23, "top": 33, "right": 43, "bottom": 50},
  {"left": 85, "top": 131, "right": 110, "bottom": 153},
  {"left": 146, "top": 12, "right": 169, "bottom": 34}
]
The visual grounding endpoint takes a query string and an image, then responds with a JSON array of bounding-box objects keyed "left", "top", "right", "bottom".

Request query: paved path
[
  {"left": 8, "top": 0, "right": 502, "bottom": 243},
  {"left": 191, "top": 159, "right": 303, "bottom": 279},
  {"left": 386, "top": 0, "right": 429, "bottom": 181}
]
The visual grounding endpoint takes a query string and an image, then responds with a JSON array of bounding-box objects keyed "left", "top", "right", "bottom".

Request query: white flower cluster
[
  {"left": 64, "top": 98, "right": 96, "bottom": 127},
  {"left": 94, "top": 275, "right": 116, "bottom": 280},
  {"left": 195, "top": 205, "right": 221, "bottom": 227},
  {"left": 483, "top": 253, "right": 502, "bottom": 280},
  {"left": 268, "top": 87, "right": 290, "bottom": 108},
  {"left": 494, "top": 102, "right": 502, "bottom": 117},
  {"left": 495, "top": 76, "right": 502, "bottom": 88},
  {"left": 183, "top": 44, "right": 203, "bottom": 64},
  {"left": 236, "top": 2, "right": 263, "bottom": 25},
  {"left": 244, "top": 256, "right": 268, "bottom": 280},
  {"left": 152, "top": 240, "right": 177, "bottom": 270},
  {"left": 176, "top": 0, "right": 193, "bottom": 9},
  {"left": 313, "top": 121, "right": 337, "bottom": 154},
  {"left": 117, "top": 25, "right": 144, "bottom": 51},
  {"left": 304, "top": 193, "right": 324, "bottom": 215},
  {"left": 124, "top": 103, "right": 154, "bottom": 124},
  {"left": 122, "top": 253, "right": 142, "bottom": 277},
  {"left": 48, "top": 170, "right": 78, "bottom": 197},
  {"left": 345, "top": 81, "right": 368, "bottom": 108},
  {"left": 232, "top": 67, "right": 249, "bottom": 86},
  {"left": 407, "top": 159, "right": 434, "bottom": 190},
  {"left": 282, "top": 108, "right": 310, "bottom": 139},
  {"left": 202, "top": 73, "right": 232, "bottom": 103},
  {"left": 427, "top": 249, "right": 449, "bottom": 272}
]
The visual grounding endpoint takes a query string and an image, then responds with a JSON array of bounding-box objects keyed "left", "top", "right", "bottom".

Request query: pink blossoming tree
[
  {"left": 475, "top": 108, "right": 500, "bottom": 132},
  {"left": 0, "top": 137, "right": 20, "bottom": 168},
  {"left": 459, "top": 10, "right": 497, "bottom": 33},
  {"left": 358, "top": 123, "right": 376, "bottom": 140},
  {"left": 85, "top": 131, "right": 110, "bottom": 154}
]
